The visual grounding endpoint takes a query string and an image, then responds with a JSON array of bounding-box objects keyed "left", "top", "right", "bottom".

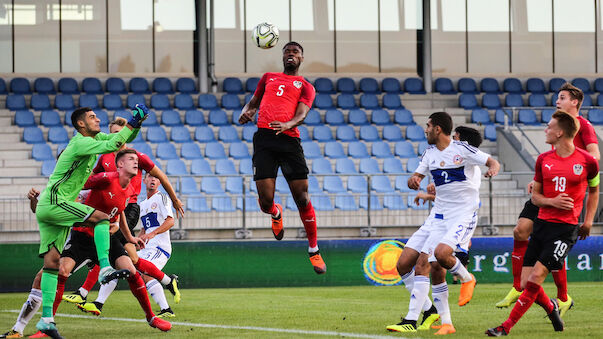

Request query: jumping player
[
  {"left": 238, "top": 41, "right": 325, "bottom": 274},
  {"left": 486, "top": 111, "right": 599, "bottom": 336}
]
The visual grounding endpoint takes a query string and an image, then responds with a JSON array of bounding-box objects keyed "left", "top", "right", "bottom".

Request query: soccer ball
[{"left": 251, "top": 22, "right": 279, "bottom": 49}]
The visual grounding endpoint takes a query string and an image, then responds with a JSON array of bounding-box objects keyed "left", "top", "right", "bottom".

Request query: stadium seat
[
  {"left": 471, "top": 109, "right": 491, "bottom": 125},
  {"left": 458, "top": 78, "right": 478, "bottom": 94},
  {"left": 215, "top": 159, "right": 237, "bottom": 175},
  {"left": 31, "top": 94, "right": 52, "bottom": 110},
  {"left": 198, "top": 94, "right": 219, "bottom": 110},
  {"left": 130, "top": 130, "right": 144, "bottom": 143},
  {"left": 242, "top": 125, "right": 257, "bottom": 142},
  {"left": 324, "top": 141, "right": 345, "bottom": 158},
  {"left": 394, "top": 140, "right": 415, "bottom": 158},
  {"left": 382, "top": 125, "right": 403, "bottom": 141},
  {"left": 484, "top": 124, "right": 497, "bottom": 141},
  {"left": 382, "top": 78, "right": 402, "bottom": 93},
  {"left": 180, "top": 142, "right": 202, "bottom": 159},
  {"left": 372, "top": 141, "right": 393, "bottom": 158},
  {"left": 205, "top": 142, "right": 227, "bottom": 159},
  {"left": 310, "top": 193, "right": 334, "bottom": 211},
  {"left": 201, "top": 177, "right": 225, "bottom": 194},
  {"left": 166, "top": 159, "right": 188, "bottom": 175},
  {"left": 185, "top": 110, "right": 205, "bottom": 126},
  {"left": 34, "top": 77, "right": 55, "bottom": 94},
  {"left": 528, "top": 94, "right": 547, "bottom": 107},
  {"left": 54, "top": 94, "right": 75, "bottom": 111},
  {"left": 312, "top": 157, "right": 333, "bottom": 174},
  {"left": 435, "top": 78, "right": 456, "bottom": 94},
  {"left": 314, "top": 77, "right": 335, "bottom": 94},
  {"left": 583, "top": 94, "right": 593, "bottom": 107},
  {"left": 337, "top": 77, "right": 357, "bottom": 93},
  {"left": 383, "top": 158, "right": 404, "bottom": 173},
  {"left": 550, "top": 93, "right": 558, "bottom": 106},
  {"left": 124, "top": 94, "right": 145, "bottom": 109},
  {"left": 0, "top": 78, "right": 6, "bottom": 94},
  {"left": 276, "top": 176, "right": 291, "bottom": 194},
  {"left": 41, "top": 160, "right": 57, "bottom": 176},
  {"left": 298, "top": 125, "right": 311, "bottom": 141},
  {"left": 229, "top": 142, "right": 250, "bottom": 159},
  {"left": 186, "top": 197, "right": 210, "bottom": 212},
  {"left": 153, "top": 77, "right": 174, "bottom": 94},
  {"left": 403, "top": 78, "right": 425, "bottom": 94},
  {"left": 159, "top": 110, "right": 182, "bottom": 128},
  {"left": 347, "top": 175, "right": 368, "bottom": 193},
  {"left": 541, "top": 109, "right": 554, "bottom": 123},
  {"left": 323, "top": 176, "right": 345, "bottom": 193},
  {"left": 10, "top": 77, "right": 31, "bottom": 94},
  {"left": 496, "top": 109, "right": 514, "bottom": 124},
  {"left": 146, "top": 126, "right": 168, "bottom": 143},
  {"left": 549, "top": 78, "right": 566, "bottom": 92},
  {"left": 218, "top": 125, "right": 240, "bottom": 143},
  {"left": 360, "top": 94, "right": 379, "bottom": 110},
  {"left": 406, "top": 125, "right": 426, "bottom": 141},
  {"left": 481, "top": 78, "right": 501, "bottom": 93},
  {"left": 106, "top": 77, "right": 127, "bottom": 94},
  {"left": 417, "top": 141, "right": 429, "bottom": 155},
  {"left": 459, "top": 93, "right": 479, "bottom": 109},
  {"left": 41, "top": 110, "right": 62, "bottom": 127},
  {"left": 48, "top": 127, "right": 69, "bottom": 144},
  {"left": 394, "top": 109, "right": 414, "bottom": 125},
  {"left": 131, "top": 142, "right": 153, "bottom": 157},
  {"left": 79, "top": 94, "right": 99, "bottom": 109},
  {"left": 313, "top": 125, "right": 333, "bottom": 141},
  {"left": 223, "top": 77, "right": 244, "bottom": 94},
  {"left": 239, "top": 158, "right": 253, "bottom": 175},
  {"left": 382, "top": 93, "right": 403, "bottom": 109},
  {"left": 208, "top": 109, "right": 229, "bottom": 126},
  {"left": 245, "top": 77, "right": 260, "bottom": 93},
  {"left": 156, "top": 143, "right": 178, "bottom": 159},
  {"left": 359, "top": 194, "right": 383, "bottom": 210},
  {"left": 518, "top": 109, "right": 539, "bottom": 125},
  {"left": 408, "top": 195, "right": 429, "bottom": 210},
  {"left": 598, "top": 94, "right": 603, "bottom": 107},
  {"left": 505, "top": 94, "right": 523, "bottom": 107},
  {"left": 236, "top": 196, "right": 261, "bottom": 212},
  {"left": 503, "top": 78, "right": 523, "bottom": 93},
  {"left": 102, "top": 94, "right": 123, "bottom": 110},
  {"left": 6, "top": 95, "right": 26, "bottom": 110},
  {"left": 572, "top": 77, "right": 591, "bottom": 93},
  {"left": 406, "top": 158, "right": 420, "bottom": 172},
  {"left": 336, "top": 125, "right": 357, "bottom": 141},
  {"left": 349, "top": 109, "right": 369, "bottom": 125},
  {"left": 15, "top": 110, "right": 35, "bottom": 127},
  {"left": 527, "top": 78, "right": 546, "bottom": 94},
  {"left": 191, "top": 158, "right": 213, "bottom": 175},
  {"left": 32, "top": 143, "right": 54, "bottom": 161},
  {"left": 176, "top": 77, "right": 196, "bottom": 94},
  {"left": 335, "top": 158, "right": 357, "bottom": 174},
  {"left": 129, "top": 77, "right": 151, "bottom": 94},
  {"left": 82, "top": 77, "right": 103, "bottom": 94},
  {"left": 482, "top": 94, "right": 501, "bottom": 109},
  {"left": 337, "top": 94, "right": 357, "bottom": 109},
  {"left": 301, "top": 141, "right": 322, "bottom": 159},
  {"left": 359, "top": 125, "right": 379, "bottom": 141},
  {"left": 314, "top": 94, "right": 334, "bottom": 109},
  {"left": 304, "top": 109, "right": 322, "bottom": 126},
  {"left": 371, "top": 109, "right": 391, "bottom": 125},
  {"left": 334, "top": 193, "right": 358, "bottom": 211},
  {"left": 174, "top": 94, "right": 195, "bottom": 110},
  {"left": 359, "top": 77, "right": 379, "bottom": 94},
  {"left": 221, "top": 94, "right": 241, "bottom": 110},
  {"left": 23, "top": 127, "right": 45, "bottom": 144},
  {"left": 143, "top": 110, "right": 159, "bottom": 126},
  {"left": 348, "top": 141, "right": 370, "bottom": 158},
  {"left": 150, "top": 94, "right": 171, "bottom": 110},
  {"left": 589, "top": 109, "right": 603, "bottom": 125},
  {"left": 58, "top": 78, "right": 79, "bottom": 94},
  {"left": 171, "top": 126, "right": 191, "bottom": 143},
  {"left": 325, "top": 109, "right": 345, "bottom": 125},
  {"left": 395, "top": 175, "right": 414, "bottom": 192},
  {"left": 225, "top": 177, "right": 244, "bottom": 194},
  {"left": 384, "top": 194, "right": 407, "bottom": 210},
  {"left": 179, "top": 177, "right": 201, "bottom": 196},
  {"left": 595, "top": 78, "right": 603, "bottom": 93}
]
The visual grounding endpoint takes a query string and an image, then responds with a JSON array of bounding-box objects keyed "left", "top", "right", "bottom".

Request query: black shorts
[
  {"left": 114, "top": 203, "right": 140, "bottom": 245},
  {"left": 61, "top": 231, "right": 128, "bottom": 271},
  {"left": 518, "top": 199, "right": 539, "bottom": 221},
  {"left": 523, "top": 218, "right": 578, "bottom": 271},
  {"left": 252, "top": 128, "right": 309, "bottom": 181},
  {"left": 455, "top": 251, "right": 469, "bottom": 266}
]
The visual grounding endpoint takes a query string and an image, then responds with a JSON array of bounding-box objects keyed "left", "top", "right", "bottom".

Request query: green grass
[{"left": 1, "top": 282, "right": 602, "bottom": 338}]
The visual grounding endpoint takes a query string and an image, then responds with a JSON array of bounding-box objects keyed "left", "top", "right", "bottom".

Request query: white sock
[
  {"left": 308, "top": 246, "right": 319, "bottom": 253},
  {"left": 146, "top": 280, "right": 169, "bottom": 310},
  {"left": 422, "top": 297, "right": 433, "bottom": 312},
  {"left": 432, "top": 282, "right": 452, "bottom": 325},
  {"left": 95, "top": 279, "right": 117, "bottom": 304},
  {"left": 78, "top": 287, "right": 89, "bottom": 298},
  {"left": 449, "top": 258, "right": 472, "bottom": 283},
  {"left": 160, "top": 274, "right": 171, "bottom": 285},
  {"left": 405, "top": 275, "right": 430, "bottom": 321},
  {"left": 400, "top": 268, "right": 415, "bottom": 294},
  {"left": 272, "top": 207, "right": 280, "bottom": 219},
  {"left": 13, "top": 288, "right": 42, "bottom": 333}
]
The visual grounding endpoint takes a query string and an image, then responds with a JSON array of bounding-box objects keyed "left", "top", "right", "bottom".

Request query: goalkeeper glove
[{"left": 128, "top": 104, "right": 150, "bottom": 128}]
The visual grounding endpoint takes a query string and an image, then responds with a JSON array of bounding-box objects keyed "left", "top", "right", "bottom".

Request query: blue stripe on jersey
[
  {"left": 157, "top": 246, "right": 171, "bottom": 258},
  {"left": 431, "top": 166, "right": 466, "bottom": 186},
  {"left": 454, "top": 140, "right": 478, "bottom": 153},
  {"left": 141, "top": 212, "right": 160, "bottom": 230}
]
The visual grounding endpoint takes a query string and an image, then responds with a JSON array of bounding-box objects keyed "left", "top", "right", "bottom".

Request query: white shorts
[
  {"left": 422, "top": 209, "right": 478, "bottom": 262},
  {"left": 137, "top": 247, "right": 170, "bottom": 270},
  {"left": 404, "top": 210, "right": 436, "bottom": 252}
]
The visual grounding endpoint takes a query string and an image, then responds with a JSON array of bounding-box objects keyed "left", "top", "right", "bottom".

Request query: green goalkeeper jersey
[{"left": 38, "top": 126, "right": 139, "bottom": 205}]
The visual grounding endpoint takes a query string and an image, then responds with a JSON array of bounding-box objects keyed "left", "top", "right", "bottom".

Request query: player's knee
[
  {"left": 513, "top": 225, "right": 529, "bottom": 241},
  {"left": 88, "top": 210, "right": 110, "bottom": 224},
  {"left": 32, "top": 269, "right": 43, "bottom": 289},
  {"left": 434, "top": 245, "right": 452, "bottom": 261},
  {"left": 58, "top": 265, "right": 70, "bottom": 277}
]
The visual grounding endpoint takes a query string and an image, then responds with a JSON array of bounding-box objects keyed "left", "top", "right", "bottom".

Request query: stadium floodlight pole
[
  {"left": 208, "top": 0, "right": 218, "bottom": 93},
  {"left": 198, "top": 0, "right": 209, "bottom": 93},
  {"left": 422, "top": 0, "right": 432, "bottom": 93}
]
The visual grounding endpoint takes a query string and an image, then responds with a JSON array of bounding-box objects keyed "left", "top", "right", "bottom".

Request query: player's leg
[
  {"left": 252, "top": 131, "right": 282, "bottom": 239},
  {"left": 428, "top": 262, "right": 455, "bottom": 335},
  {"left": 552, "top": 265, "right": 572, "bottom": 316},
  {"left": 52, "top": 257, "right": 77, "bottom": 315},
  {"left": 142, "top": 274, "right": 174, "bottom": 318},
  {"left": 136, "top": 246, "right": 180, "bottom": 303},
  {"left": 63, "top": 264, "right": 99, "bottom": 304},
  {"left": 2, "top": 269, "right": 43, "bottom": 338}
]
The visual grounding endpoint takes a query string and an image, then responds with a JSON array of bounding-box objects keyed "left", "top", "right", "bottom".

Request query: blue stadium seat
[
  {"left": 406, "top": 125, "right": 426, "bottom": 141},
  {"left": 130, "top": 130, "right": 144, "bottom": 144},
  {"left": 549, "top": 78, "right": 566, "bottom": 92},
  {"left": 131, "top": 142, "right": 153, "bottom": 157},
  {"left": 142, "top": 110, "right": 159, "bottom": 126},
  {"left": 481, "top": 78, "right": 501, "bottom": 93},
  {"left": 54, "top": 94, "right": 75, "bottom": 111},
  {"left": 336, "top": 125, "right": 357, "bottom": 141},
  {"left": 382, "top": 93, "right": 403, "bottom": 109},
  {"left": 372, "top": 141, "right": 392, "bottom": 158},
  {"left": 304, "top": 109, "right": 322, "bottom": 126},
  {"left": 221, "top": 94, "right": 241, "bottom": 110},
  {"left": 348, "top": 109, "right": 369, "bottom": 125},
  {"left": 528, "top": 94, "right": 547, "bottom": 107},
  {"left": 34, "top": 78, "right": 55, "bottom": 94},
  {"left": 337, "top": 77, "right": 357, "bottom": 93},
  {"left": 325, "top": 109, "right": 345, "bottom": 125},
  {"left": 23, "top": 127, "right": 45, "bottom": 144},
  {"left": 215, "top": 159, "right": 237, "bottom": 175},
  {"left": 482, "top": 94, "right": 501, "bottom": 109},
  {"left": 180, "top": 142, "right": 202, "bottom": 159},
  {"left": 334, "top": 158, "right": 356, "bottom": 174},
  {"left": 595, "top": 78, "right": 603, "bottom": 93},
  {"left": 458, "top": 78, "right": 478, "bottom": 93},
  {"left": 153, "top": 77, "right": 174, "bottom": 94},
  {"left": 471, "top": 109, "right": 491, "bottom": 124},
  {"left": 198, "top": 94, "right": 219, "bottom": 110},
  {"left": 403, "top": 78, "right": 425, "bottom": 94},
  {"left": 383, "top": 158, "right": 404, "bottom": 173},
  {"left": 242, "top": 125, "right": 257, "bottom": 142},
  {"left": 10, "top": 78, "right": 31, "bottom": 94},
  {"left": 209, "top": 109, "right": 229, "bottom": 126},
  {"left": 129, "top": 77, "right": 151, "bottom": 94},
  {"left": 312, "top": 157, "right": 333, "bottom": 174},
  {"left": 15, "top": 110, "right": 35, "bottom": 127},
  {"left": 146, "top": 126, "right": 168, "bottom": 143},
  {"left": 6, "top": 95, "right": 26, "bottom": 110},
  {"left": 406, "top": 158, "right": 420, "bottom": 172},
  {"left": 179, "top": 177, "right": 201, "bottom": 196},
  {"left": 583, "top": 94, "right": 593, "bottom": 107},
  {"left": 459, "top": 93, "right": 478, "bottom": 109},
  {"left": 245, "top": 77, "right": 260, "bottom": 93},
  {"left": 347, "top": 176, "right": 368, "bottom": 193},
  {"left": 314, "top": 94, "right": 334, "bottom": 109},
  {"left": 102, "top": 94, "right": 123, "bottom": 110},
  {"left": 323, "top": 176, "right": 345, "bottom": 193},
  {"left": 408, "top": 195, "right": 429, "bottom": 210},
  {"left": 359, "top": 77, "right": 379, "bottom": 93},
  {"left": 48, "top": 127, "right": 68, "bottom": 144},
  {"left": 435, "top": 77, "right": 456, "bottom": 94},
  {"left": 314, "top": 78, "right": 335, "bottom": 94},
  {"left": 160, "top": 110, "right": 182, "bottom": 127},
  {"left": 598, "top": 94, "right": 603, "bottom": 107},
  {"left": 191, "top": 158, "right": 213, "bottom": 175},
  {"left": 205, "top": 142, "right": 227, "bottom": 159},
  {"left": 324, "top": 141, "right": 345, "bottom": 158},
  {"left": 31, "top": 94, "right": 51, "bottom": 110},
  {"left": 550, "top": 93, "right": 558, "bottom": 106},
  {"left": 230, "top": 142, "right": 250, "bottom": 159},
  {"left": 572, "top": 78, "right": 591, "bottom": 93},
  {"left": 527, "top": 78, "right": 546, "bottom": 94},
  {"left": 32, "top": 143, "right": 54, "bottom": 161},
  {"left": 484, "top": 124, "right": 497, "bottom": 141},
  {"left": 589, "top": 109, "right": 603, "bottom": 125},
  {"left": 187, "top": 197, "right": 210, "bottom": 212},
  {"left": 494, "top": 109, "right": 512, "bottom": 124},
  {"left": 41, "top": 110, "right": 62, "bottom": 127},
  {"left": 58, "top": 78, "right": 79, "bottom": 94},
  {"left": 166, "top": 159, "right": 188, "bottom": 175},
  {"left": 541, "top": 109, "right": 554, "bottom": 123},
  {"left": 394, "top": 140, "right": 415, "bottom": 158},
  {"left": 276, "top": 176, "right": 291, "bottom": 194},
  {"left": 150, "top": 94, "right": 170, "bottom": 110},
  {"left": 225, "top": 177, "right": 244, "bottom": 194},
  {"left": 239, "top": 158, "right": 253, "bottom": 175},
  {"left": 505, "top": 94, "right": 523, "bottom": 107},
  {"left": 0, "top": 78, "right": 6, "bottom": 94},
  {"left": 359, "top": 125, "right": 379, "bottom": 141},
  {"left": 202, "top": 177, "right": 225, "bottom": 194},
  {"left": 337, "top": 94, "right": 357, "bottom": 109},
  {"left": 503, "top": 78, "right": 523, "bottom": 93},
  {"left": 223, "top": 77, "right": 244, "bottom": 94},
  {"left": 382, "top": 78, "right": 401, "bottom": 93},
  {"left": 301, "top": 141, "right": 322, "bottom": 159},
  {"left": 298, "top": 125, "right": 311, "bottom": 141},
  {"left": 394, "top": 109, "right": 414, "bottom": 125},
  {"left": 518, "top": 109, "right": 539, "bottom": 125},
  {"left": 176, "top": 77, "right": 196, "bottom": 93},
  {"left": 185, "top": 110, "right": 205, "bottom": 126},
  {"left": 236, "top": 196, "right": 260, "bottom": 212},
  {"left": 82, "top": 77, "right": 102, "bottom": 94},
  {"left": 218, "top": 125, "right": 240, "bottom": 143},
  {"left": 156, "top": 143, "right": 178, "bottom": 159},
  {"left": 395, "top": 175, "right": 414, "bottom": 192},
  {"left": 348, "top": 141, "right": 370, "bottom": 159},
  {"left": 382, "top": 125, "right": 403, "bottom": 141},
  {"left": 106, "top": 77, "right": 127, "bottom": 94},
  {"left": 334, "top": 193, "right": 358, "bottom": 211},
  {"left": 371, "top": 109, "right": 390, "bottom": 125},
  {"left": 174, "top": 94, "right": 194, "bottom": 110},
  {"left": 171, "top": 126, "right": 191, "bottom": 143},
  {"left": 125, "top": 94, "right": 145, "bottom": 109},
  {"left": 41, "top": 160, "right": 57, "bottom": 176},
  {"left": 384, "top": 194, "right": 407, "bottom": 210},
  {"left": 79, "top": 94, "right": 99, "bottom": 109},
  {"left": 310, "top": 193, "right": 334, "bottom": 211},
  {"left": 313, "top": 125, "right": 333, "bottom": 141},
  {"left": 417, "top": 141, "right": 429, "bottom": 155},
  {"left": 359, "top": 194, "right": 383, "bottom": 210},
  {"left": 360, "top": 94, "right": 379, "bottom": 110}
]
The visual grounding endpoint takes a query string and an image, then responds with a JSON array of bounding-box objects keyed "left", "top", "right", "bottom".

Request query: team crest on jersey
[
  {"left": 440, "top": 161, "right": 445, "bottom": 167},
  {"left": 573, "top": 164, "right": 583, "bottom": 175},
  {"left": 293, "top": 80, "right": 302, "bottom": 89},
  {"left": 453, "top": 155, "right": 463, "bottom": 165},
  {"left": 151, "top": 202, "right": 158, "bottom": 210}
]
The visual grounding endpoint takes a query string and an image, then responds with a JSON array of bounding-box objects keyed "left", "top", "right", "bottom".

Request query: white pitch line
[{"left": 2, "top": 310, "right": 405, "bottom": 339}]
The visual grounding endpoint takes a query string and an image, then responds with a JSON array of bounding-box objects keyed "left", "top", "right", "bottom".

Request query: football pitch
[{"left": 1, "top": 282, "right": 602, "bottom": 338}]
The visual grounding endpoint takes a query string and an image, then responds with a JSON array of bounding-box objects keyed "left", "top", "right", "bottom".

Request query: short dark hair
[
  {"left": 115, "top": 148, "right": 137, "bottom": 166},
  {"left": 283, "top": 41, "right": 303, "bottom": 54},
  {"left": 552, "top": 110, "right": 578, "bottom": 139},
  {"left": 428, "top": 111, "right": 452, "bottom": 136},
  {"left": 71, "top": 107, "right": 93, "bottom": 129},
  {"left": 559, "top": 82, "right": 584, "bottom": 108},
  {"left": 454, "top": 126, "right": 483, "bottom": 147}
]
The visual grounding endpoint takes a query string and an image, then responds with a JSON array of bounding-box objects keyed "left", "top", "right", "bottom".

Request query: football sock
[
  {"left": 449, "top": 258, "right": 472, "bottom": 283},
  {"left": 146, "top": 280, "right": 170, "bottom": 310},
  {"left": 52, "top": 275, "right": 67, "bottom": 315},
  {"left": 13, "top": 288, "right": 42, "bottom": 333},
  {"left": 260, "top": 201, "right": 279, "bottom": 218},
  {"left": 128, "top": 273, "right": 154, "bottom": 321},
  {"left": 135, "top": 258, "right": 166, "bottom": 282},
  {"left": 299, "top": 201, "right": 317, "bottom": 248},
  {"left": 400, "top": 269, "right": 415, "bottom": 294},
  {"left": 512, "top": 240, "right": 529, "bottom": 291},
  {"left": 40, "top": 268, "right": 58, "bottom": 321},
  {"left": 95, "top": 279, "right": 117, "bottom": 304},
  {"left": 432, "top": 282, "right": 452, "bottom": 325},
  {"left": 93, "top": 219, "right": 111, "bottom": 268},
  {"left": 552, "top": 266, "right": 568, "bottom": 302},
  {"left": 160, "top": 275, "right": 172, "bottom": 286},
  {"left": 81, "top": 265, "right": 100, "bottom": 295},
  {"left": 308, "top": 245, "right": 319, "bottom": 253},
  {"left": 502, "top": 281, "right": 543, "bottom": 332},
  {"left": 405, "top": 275, "right": 430, "bottom": 321}
]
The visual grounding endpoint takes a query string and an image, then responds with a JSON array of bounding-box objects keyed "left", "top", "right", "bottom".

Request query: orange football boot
[
  {"left": 434, "top": 323, "right": 456, "bottom": 335},
  {"left": 271, "top": 203, "right": 284, "bottom": 240},
  {"left": 458, "top": 273, "right": 477, "bottom": 306},
  {"left": 309, "top": 252, "right": 326, "bottom": 274}
]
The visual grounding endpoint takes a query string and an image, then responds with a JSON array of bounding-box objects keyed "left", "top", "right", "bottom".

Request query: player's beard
[{"left": 284, "top": 62, "right": 298, "bottom": 73}]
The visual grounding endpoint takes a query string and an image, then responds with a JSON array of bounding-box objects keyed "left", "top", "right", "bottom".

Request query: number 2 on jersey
[
  {"left": 552, "top": 176, "right": 566, "bottom": 192},
  {"left": 276, "top": 84, "right": 285, "bottom": 96}
]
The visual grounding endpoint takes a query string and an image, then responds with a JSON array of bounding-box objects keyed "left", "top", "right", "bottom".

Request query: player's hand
[
  {"left": 414, "top": 192, "right": 429, "bottom": 205},
  {"left": 128, "top": 104, "right": 150, "bottom": 128},
  {"left": 172, "top": 198, "right": 185, "bottom": 218},
  {"left": 238, "top": 108, "right": 257, "bottom": 125},
  {"left": 269, "top": 120, "right": 293, "bottom": 135},
  {"left": 27, "top": 188, "right": 40, "bottom": 201},
  {"left": 109, "top": 223, "right": 119, "bottom": 235},
  {"left": 140, "top": 232, "right": 155, "bottom": 242},
  {"left": 426, "top": 183, "right": 436, "bottom": 195},
  {"left": 578, "top": 223, "right": 592, "bottom": 240},
  {"left": 131, "top": 236, "right": 146, "bottom": 249},
  {"left": 407, "top": 176, "right": 422, "bottom": 190},
  {"left": 550, "top": 193, "right": 574, "bottom": 210},
  {"left": 526, "top": 181, "right": 535, "bottom": 194}
]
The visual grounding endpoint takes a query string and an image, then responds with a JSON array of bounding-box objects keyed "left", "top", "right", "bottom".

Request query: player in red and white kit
[
  {"left": 486, "top": 111, "right": 599, "bottom": 336},
  {"left": 238, "top": 41, "right": 325, "bottom": 274}
]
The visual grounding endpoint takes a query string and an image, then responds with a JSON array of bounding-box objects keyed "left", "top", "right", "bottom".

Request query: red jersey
[
  {"left": 534, "top": 148, "right": 599, "bottom": 225},
  {"left": 93, "top": 149, "right": 155, "bottom": 203},
  {"left": 254, "top": 72, "right": 315, "bottom": 138},
  {"left": 72, "top": 172, "right": 135, "bottom": 237},
  {"left": 574, "top": 116, "right": 598, "bottom": 150}
]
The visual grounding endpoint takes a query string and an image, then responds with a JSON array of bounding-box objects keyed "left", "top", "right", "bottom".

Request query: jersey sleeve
[
  {"left": 533, "top": 155, "right": 543, "bottom": 183},
  {"left": 298, "top": 81, "right": 316, "bottom": 108},
  {"left": 252, "top": 73, "right": 268, "bottom": 100},
  {"left": 580, "top": 119, "right": 599, "bottom": 146},
  {"left": 72, "top": 127, "right": 133, "bottom": 156},
  {"left": 84, "top": 172, "right": 116, "bottom": 190},
  {"left": 461, "top": 143, "right": 490, "bottom": 165},
  {"left": 585, "top": 154, "right": 600, "bottom": 187},
  {"left": 93, "top": 154, "right": 107, "bottom": 173},
  {"left": 160, "top": 193, "right": 174, "bottom": 219},
  {"left": 136, "top": 151, "right": 156, "bottom": 172},
  {"left": 414, "top": 152, "right": 430, "bottom": 176}
]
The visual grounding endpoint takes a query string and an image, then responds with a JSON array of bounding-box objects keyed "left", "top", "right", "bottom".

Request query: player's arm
[
  {"left": 269, "top": 102, "right": 311, "bottom": 135},
  {"left": 239, "top": 74, "right": 266, "bottom": 124},
  {"left": 531, "top": 181, "right": 574, "bottom": 210},
  {"left": 83, "top": 172, "right": 112, "bottom": 190},
  {"left": 585, "top": 143, "right": 600, "bottom": 162},
  {"left": 579, "top": 158, "right": 600, "bottom": 239},
  {"left": 74, "top": 127, "right": 135, "bottom": 156},
  {"left": 118, "top": 211, "right": 145, "bottom": 248},
  {"left": 484, "top": 157, "right": 500, "bottom": 177},
  {"left": 27, "top": 188, "right": 40, "bottom": 213},
  {"left": 408, "top": 173, "right": 425, "bottom": 190},
  {"left": 414, "top": 191, "right": 435, "bottom": 205},
  {"left": 140, "top": 216, "right": 174, "bottom": 242},
  {"left": 148, "top": 166, "right": 184, "bottom": 218}
]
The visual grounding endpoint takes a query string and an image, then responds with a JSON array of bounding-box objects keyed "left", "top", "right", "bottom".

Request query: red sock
[
  {"left": 259, "top": 199, "right": 278, "bottom": 216},
  {"left": 534, "top": 285, "right": 554, "bottom": 314},
  {"left": 82, "top": 265, "right": 100, "bottom": 292},
  {"left": 128, "top": 273, "right": 155, "bottom": 321},
  {"left": 135, "top": 258, "right": 166, "bottom": 281},
  {"left": 298, "top": 201, "right": 317, "bottom": 248},
  {"left": 512, "top": 240, "right": 529, "bottom": 291},
  {"left": 53, "top": 275, "right": 68, "bottom": 316},
  {"left": 552, "top": 265, "right": 568, "bottom": 302},
  {"left": 502, "top": 281, "right": 541, "bottom": 333}
]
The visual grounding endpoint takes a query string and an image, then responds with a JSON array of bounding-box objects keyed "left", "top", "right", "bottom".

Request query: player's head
[
  {"left": 556, "top": 82, "right": 584, "bottom": 114},
  {"left": 546, "top": 110, "right": 579, "bottom": 144},
  {"left": 425, "top": 111, "right": 452, "bottom": 144},
  {"left": 454, "top": 126, "right": 482, "bottom": 148},
  {"left": 71, "top": 107, "right": 100, "bottom": 135},
  {"left": 109, "top": 117, "right": 127, "bottom": 134},
  {"left": 282, "top": 41, "right": 304, "bottom": 72},
  {"left": 143, "top": 171, "right": 160, "bottom": 194},
  {"left": 115, "top": 148, "right": 138, "bottom": 177}
]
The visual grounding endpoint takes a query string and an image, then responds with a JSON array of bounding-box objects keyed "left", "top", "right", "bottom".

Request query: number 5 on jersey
[{"left": 276, "top": 84, "right": 285, "bottom": 96}]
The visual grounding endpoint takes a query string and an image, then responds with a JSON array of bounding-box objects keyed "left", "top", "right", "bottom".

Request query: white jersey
[
  {"left": 139, "top": 191, "right": 174, "bottom": 255},
  {"left": 415, "top": 140, "right": 489, "bottom": 215}
]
